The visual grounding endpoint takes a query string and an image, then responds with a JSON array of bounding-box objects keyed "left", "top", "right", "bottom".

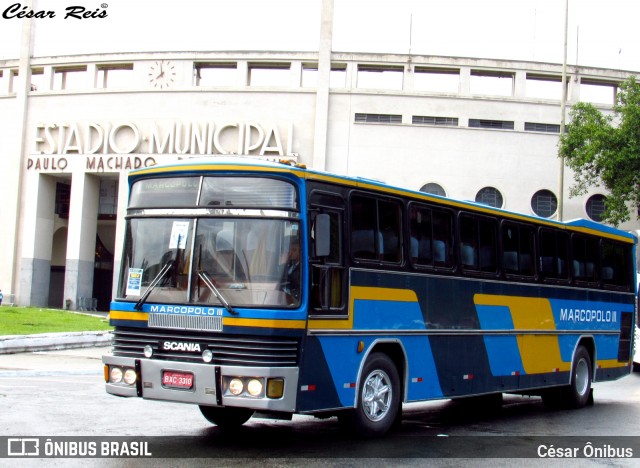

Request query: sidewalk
[
  {"left": 0, "top": 310, "right": 113, "bottom": 355},
  {"left": 0, "top": 330, "right": 113, "bottom": 354}
]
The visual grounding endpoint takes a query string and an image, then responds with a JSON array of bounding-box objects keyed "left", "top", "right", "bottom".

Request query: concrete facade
[{"left": 0, "top": 49, "right": 637, "bottom": 309}]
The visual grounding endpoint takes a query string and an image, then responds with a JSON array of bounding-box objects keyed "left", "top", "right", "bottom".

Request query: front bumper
[{"left": 103, "top": 354, "right": 299, "bottom": 413}]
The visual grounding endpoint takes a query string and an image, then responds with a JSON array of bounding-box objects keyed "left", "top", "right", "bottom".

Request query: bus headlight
[
  {"left": 247, "top": 379, "right": 263, "bottom": 397},
  {"left": 110, "top": 367, "right": 123, "bottom": 384},
  {"left": 229, "top": 378, "right": 244, "bottom": 395},
  {"left": 123, "top": 368, "right": 137, "bottom": 385},
  {"left": 224, "top": 376, "right": 274, "bottom": 398}
]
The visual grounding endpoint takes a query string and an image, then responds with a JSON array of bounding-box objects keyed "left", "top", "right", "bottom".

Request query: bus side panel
[
  {"left": 306, "top": 334, "right": 446, "bottom": 408},
  {"left": 347, "top": 269, "right": 634, "bottom": 398}
]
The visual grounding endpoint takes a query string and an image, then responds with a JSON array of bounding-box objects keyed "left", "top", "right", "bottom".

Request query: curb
[{"left": 0, "top": 331, "right": 113, "bottom": 354}]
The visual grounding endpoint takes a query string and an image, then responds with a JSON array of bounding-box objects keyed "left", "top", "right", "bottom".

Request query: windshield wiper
[
  {"left": 134, "top": 261, "right": 174, "bottom": 311},
  {"left": 198, "top": 271, "right": 238, "bottom": 316}
]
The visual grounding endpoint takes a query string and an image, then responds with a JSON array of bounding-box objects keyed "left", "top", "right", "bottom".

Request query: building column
[
  {"left": 18, "top": 174, "right": 55, "bottom": 307},
  {"left": 64, "top": 173, "right": 99, "bottom": 310},
  {"left": 459, "top": 67, "right": 471, "bottom": 96},
  {"left": 514, "top": 71, "right": 527, "bottom": 99},
  {"left": 6, "top": 10, "right": 34, "bottom": 305},
  {"left": 312, "top": 0, "right": 334, "bottom": 171}
]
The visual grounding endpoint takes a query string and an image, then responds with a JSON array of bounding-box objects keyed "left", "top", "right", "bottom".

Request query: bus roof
[{"left": 130, "top": 157, "right": 637, "bottom": 243}]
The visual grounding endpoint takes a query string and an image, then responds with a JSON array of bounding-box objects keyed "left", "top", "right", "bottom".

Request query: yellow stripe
[
  {"left": 308, "top": 286, "right": 418, "bottom": 330},
  {"left": 474, "top": 294, "right": 571, "bottom": 374},
  {"left": 133, "top": 163, "right": 306, "bottom": 178},
  {"left": 110, "top": 310, "right": 149, "bottom": 321},
  {"left": 110, "top": 310, "right": 305, "bottom": 329},
  {"left": 222, "top": 317, "right": 306, "bottom": 329}
]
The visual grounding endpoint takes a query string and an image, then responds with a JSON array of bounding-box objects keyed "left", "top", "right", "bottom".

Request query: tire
[
  {"left": 542, "top": 345, "right": 592, "bottom": 409},
  {"left": 339, "top": 353, "right": 401, "bottom": 438},
  {"left": 198, "top": 405, "right": 254, "bottom": 428},
  {"left": 565, "top": 345, "right": 592, "bottom": 409}
]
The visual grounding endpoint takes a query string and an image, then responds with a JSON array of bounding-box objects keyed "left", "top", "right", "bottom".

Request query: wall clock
[{"left": 148, "top": 60, "right": 176, "bottom": 89}]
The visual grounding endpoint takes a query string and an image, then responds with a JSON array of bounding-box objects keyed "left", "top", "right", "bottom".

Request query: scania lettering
[{"left": 161, "top": 342, "right": 202, "bottom": 352}]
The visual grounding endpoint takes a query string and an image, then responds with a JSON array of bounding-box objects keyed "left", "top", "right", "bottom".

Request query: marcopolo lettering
[{"left": 560, "top": 308, "right": 617, "bottom": 323}]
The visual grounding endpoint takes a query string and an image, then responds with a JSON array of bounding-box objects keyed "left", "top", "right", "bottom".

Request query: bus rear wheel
[
  {"left": 565, "top": 345, "right": 592, "bottom": 408},
  {"left": 199, "top": 406, "right": 254, "bottom": 428},
  {"left": 542, "top": 345, "right": 592, "bottom": 409},
  {"left": 339, "top": 353, "right": 401, "bottom": 438}
]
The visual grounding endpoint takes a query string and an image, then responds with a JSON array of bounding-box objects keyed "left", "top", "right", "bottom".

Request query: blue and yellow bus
[{"left": 103, "top": 158, "right": 636, "bottom": 436}]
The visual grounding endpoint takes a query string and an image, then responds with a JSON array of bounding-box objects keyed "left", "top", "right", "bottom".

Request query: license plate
[{"left": 162, "top": 371, "right": 194, "bottom": 389}]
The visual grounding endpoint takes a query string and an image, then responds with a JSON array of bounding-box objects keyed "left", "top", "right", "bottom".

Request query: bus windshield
[{"left": 119, "top": 217, "right": 301, "bottom": 308}]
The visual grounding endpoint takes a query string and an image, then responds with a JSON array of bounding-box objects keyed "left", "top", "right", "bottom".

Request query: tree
[{"left": 559, "top": 75, "right": 640, "bottom": 226}]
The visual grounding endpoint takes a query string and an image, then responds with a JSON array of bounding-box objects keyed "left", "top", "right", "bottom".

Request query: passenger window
[
  {"left": 409, "top": 204, "right": 453, "bottom": 269},
  {"left": 351, "top": 194, "right": 402, "bottom": 263},
  {"left": 601, "top": 240, "right": 630, "bottom": 289},
  {"left": 459, "top": 214, "right": 497, "bottom": 274},
  {"left": 539, "top": 229, "right": 569, "bottom": 280},
  {"left": 502, "top": 222, "right": 535, "bottom": 277},
  {"left": 571, "top": 234, "right": 598, "bottom": 284}
]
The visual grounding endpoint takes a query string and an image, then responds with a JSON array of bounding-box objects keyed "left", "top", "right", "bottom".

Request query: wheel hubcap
[
  {"left": 575, "top": 358, "right": 589, "bottom": 396},
  {"left": 362, "top": 369, "right": 392, "bottom": 422}
]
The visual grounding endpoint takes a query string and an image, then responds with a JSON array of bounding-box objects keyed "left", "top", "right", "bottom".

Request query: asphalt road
[{"left": 1, "top": 347, "right": 639, "bottom": 467}]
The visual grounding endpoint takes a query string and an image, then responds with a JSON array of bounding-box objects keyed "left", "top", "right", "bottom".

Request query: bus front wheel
[
  {"left": 339, "top": 353, "right": 401, "bottom": 437},
  {"left": 199, "top": 405, "right": 254, "bottom": 428}
]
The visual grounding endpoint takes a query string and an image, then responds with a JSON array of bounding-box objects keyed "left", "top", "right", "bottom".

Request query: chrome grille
[
  {"left": 112, "top": 328, "right": 300, "bottom": 367},
  {"left": 148, "top": 313, "right": 222, "bottom": 332}
]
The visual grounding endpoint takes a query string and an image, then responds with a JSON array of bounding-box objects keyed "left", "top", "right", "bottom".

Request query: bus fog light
[
  {"left": 247, "top": 379, "right": 264, "bottom": 397},
  {"left": 267, "top": 378, "right": 285, "bottom": 399},
  {"left": 229, "top": 378, "right": 244, "bottom": 395},
  {"left": 123, "top": 368, "right": 137, "bottom": 385},
  {"left": 143, "top": 345, "right": 153, "bottom": 358},
  {"left": 202, "top": 349, "right": 213, "bottom": 363},
  {"left": 110, "top": 367, "right": 123, "bottom": 384}
]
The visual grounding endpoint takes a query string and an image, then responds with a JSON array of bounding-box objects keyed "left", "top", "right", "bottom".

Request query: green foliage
[
  {"left": 0, "top": 307, "right": 112, "bottom": 336},
  {"left": 559, "top": 75, "right": 640, "bottom": 226}
]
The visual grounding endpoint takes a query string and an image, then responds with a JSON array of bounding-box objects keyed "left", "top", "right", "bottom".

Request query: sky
[{"left": 1, "top": 0, "right": 639, "bottom": 72}]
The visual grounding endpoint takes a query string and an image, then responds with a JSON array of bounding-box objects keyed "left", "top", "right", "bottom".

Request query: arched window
[
  {"left": 475, "top": 187, "right": 503, "bottom": 208},
  {"left": 420, "top": 183, "right": 446, "bottom": 197},
  {"left": 531, "top": 189, "right": 558, "bottom": 218},
  {"left": 586, "top": 194, "right": 606, "bottom": 222}
]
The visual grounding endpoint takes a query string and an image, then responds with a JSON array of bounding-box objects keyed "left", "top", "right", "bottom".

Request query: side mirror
[{"left": 314, "top": 214, "right": 331, "bottom": 257}]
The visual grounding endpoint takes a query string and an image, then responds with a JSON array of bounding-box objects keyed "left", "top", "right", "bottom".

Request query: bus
[{"left": 103, "top": 157, "right": 636, "bottom": 437}]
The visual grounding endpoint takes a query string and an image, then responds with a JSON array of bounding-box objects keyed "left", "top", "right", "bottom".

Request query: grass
[{"left": 0, "top": 306, "right": 112, "bottom": 336}]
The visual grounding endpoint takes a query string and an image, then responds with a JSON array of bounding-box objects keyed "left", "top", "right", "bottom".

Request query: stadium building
[{"left": 1, "top": 42, "right": 637, "bottom": 309}]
